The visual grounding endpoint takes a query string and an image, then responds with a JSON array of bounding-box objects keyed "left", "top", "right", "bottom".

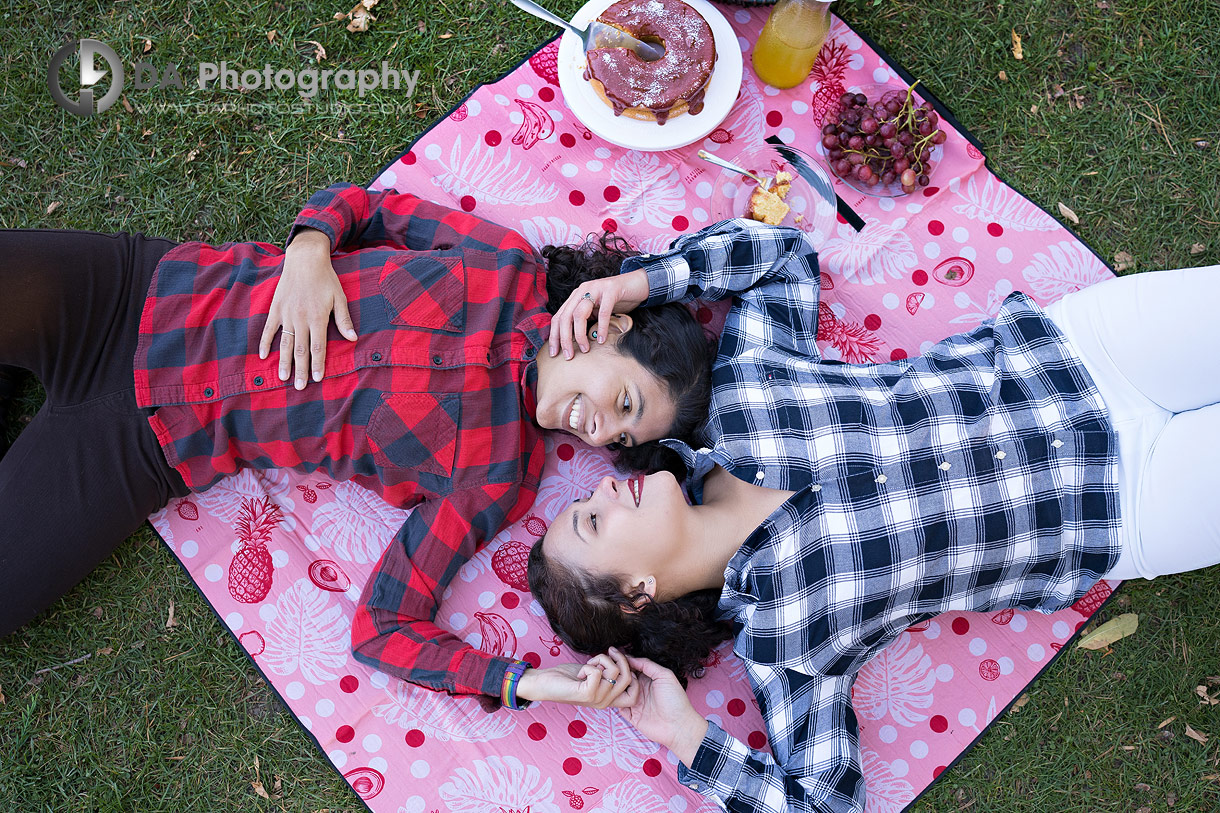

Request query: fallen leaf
[
  {"left": 344, "top": 0, "right": 379, "bottom": 32},
  {"left": 1190, "top": 243, "right": 1205, "bottom": 255},
  {"left": 92, "top": 607, "right": 103, "bottom": 619},
  {"left": 186, "top": 148, "right": 200, "bottom": 162},
  {"left": 46, "top": 201, "right": 61, "bottom": 214},
  {"left": 1051, "top": 83, "right": 1066, "bottom": 100},
  {"left": 1204, "top": 773, "right": 1220, "bottom": 781},
  {"left": 998, "top": 70, "right": 1008, "bottom": 81},
  {"left": 1030, "top": 104, "right": 1039, "bottom": 114},
  {"left": 439, "top": 32, "right": 453, "bottom": 39},
  {"left": 165, "top": 599, "right": 178, "bottom": 629},
  {"left": 266, "top": 30, "right": 276, "bottom": 43},
  {"left": 1134, "top": 782, "right": 1151, "bottom": 792},
  {"left": 1011, "top": 693, "right": 1031, "bottom": 712},
  {"left": 1057, "top": 202, "right": 1079, "bottom": 224},
  {"left": 1077, "top": 612, "right": 1138, "bottom": 650},
  {"left": 96, "top": 647, "right": 113, "bottom": 656},
  {"left": 252, "top": 780, "right": 270, "bottom": 800},
  {"left": 1012, "top": 29, "right": 1024, "bottom": 60},
  {"left": 333, "top": 11, "right": 345, "bottom": 19},
  {"left": 121, "top": 94, "right": 134, "bottom": 113},
  {"left": 1185, "top": 725, "right": 1209, "bottom": 745},
  {"left": 1195, "top": 140, "right": 1210, "bottom": 149},
  {"left": 0, "top": 683, "right": 5, "bottom": 704},
  {"left": 1096, "top": 1, "right": 1109, "bottom": 7},
  {"left": 1196, "top": 685, "right": 1220, "bottom": 705},
  {"left": 1114, "top": 251, "right": 1135, "bottom": 272},
  {"left": 1158, "top": 716, "right": 1176, "bottom": 729},
  {"left": 143, "top": 39, "right": 152, "bottom": 53},
  {"left": 304, "top": 40, "right": 327, "bottom": 61},
  {"left": 417, "top": 20, "right": 426, "bottom": 33}
]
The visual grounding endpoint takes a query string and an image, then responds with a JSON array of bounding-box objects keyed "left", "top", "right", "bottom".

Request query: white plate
[{"left": 556, "top": 0, "right": 744, "bottom": 152}]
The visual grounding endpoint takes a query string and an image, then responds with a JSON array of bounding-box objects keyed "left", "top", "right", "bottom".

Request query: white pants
[{"left": 1044, "top": 264, "right": 1220, "bottom": 580}]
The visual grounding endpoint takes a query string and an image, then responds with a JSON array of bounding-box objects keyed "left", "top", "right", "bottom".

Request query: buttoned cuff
[
  {"left": 287, "top": 214, "right": 343, "bottom": 253},
  {"left": 675, "top": 720, "right": 750, "bottom": 802}
]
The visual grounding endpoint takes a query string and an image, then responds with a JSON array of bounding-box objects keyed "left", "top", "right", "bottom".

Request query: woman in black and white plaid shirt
[{"left": 530, "top": 222, "right": 1220, "bottom": 813}]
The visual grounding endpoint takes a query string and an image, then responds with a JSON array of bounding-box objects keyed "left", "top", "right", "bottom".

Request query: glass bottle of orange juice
[{"left": 752, "top": 0, "right": 835, "bottom": 89}]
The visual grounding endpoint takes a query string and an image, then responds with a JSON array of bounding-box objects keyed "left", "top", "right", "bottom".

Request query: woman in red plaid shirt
[{"left": 0, "top": 182, "right": 711, "bottom": 710}]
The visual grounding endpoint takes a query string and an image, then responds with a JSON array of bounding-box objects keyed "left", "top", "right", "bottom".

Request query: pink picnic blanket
[{"left": 150, "top": 8, "right": 1118, "bottom": 812}]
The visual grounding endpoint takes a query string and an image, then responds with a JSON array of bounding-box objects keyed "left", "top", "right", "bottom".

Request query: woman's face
[
  {"left": 543, "top": 471, "right": 690, "bottom": 590},
  {"left": 533, "top": 332, "right": 677, "bottom": 448}
]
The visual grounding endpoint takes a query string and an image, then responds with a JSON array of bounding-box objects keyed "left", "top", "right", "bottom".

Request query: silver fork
[{"left": 697, "top": 150, "right": 773, "bottom": 191}]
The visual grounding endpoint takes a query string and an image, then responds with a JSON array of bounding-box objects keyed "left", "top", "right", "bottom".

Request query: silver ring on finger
[
  {"left": 582, "top": 292, "right": 593, "bottom": 301},
  {"left": 604, "top": 677, "right": 617, "bottom": 686},
  {"left": 282, "top": 330, "right": 295, "bottom": 336}
]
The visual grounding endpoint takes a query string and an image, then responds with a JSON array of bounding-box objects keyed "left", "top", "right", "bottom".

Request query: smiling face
[
  {"left": 533, "top": 325, "right": 678, "bottom": 449},
  {"left": 542, "top": 471, "right": 691, "bottom": 595}
]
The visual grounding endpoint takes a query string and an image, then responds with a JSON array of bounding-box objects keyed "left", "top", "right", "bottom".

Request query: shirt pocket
[
  {"left": 366, "top": 392, "right": 460, "bottom": 478},
  {"left": 379, "top": 250, "right": 467, "bottom": 333}
]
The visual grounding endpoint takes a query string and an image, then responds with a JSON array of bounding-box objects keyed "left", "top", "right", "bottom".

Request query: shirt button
[
  {"left": 995, "top": 450, "right": 1007, "bottom": 460},
  {"left": 371, "top": 351, "right": 382, "bottom": 362},
  {"left": 432, "top": 354, "right": 443, "bottom": 366},
  {"left": 1051, "top": 438, "right": 1064, "bottom": 448},
  {"left": 939, "top": 461, "right": 951, "bottom": 471},
  {"left": 810, "top": 484, "right": 822, "bottom": 492},
  {"left": 524, "top": 346, "right": 537, "bottom": 359},
  {"left": 754, "top": 471, "right": 765, "bottom": 481},
  {"left": 253, "top": 375, "right": 264, "bottom": 386},
  {"left": 203, "top": 387, "right": 214, "bottom": 398},
  {"left": 875, "top": 473, "right": 887, "bottom": 484}
]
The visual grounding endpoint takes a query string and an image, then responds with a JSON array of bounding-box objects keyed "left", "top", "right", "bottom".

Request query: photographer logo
[{"left": 48, "top": 39, "right": 124, "bottom": 117}]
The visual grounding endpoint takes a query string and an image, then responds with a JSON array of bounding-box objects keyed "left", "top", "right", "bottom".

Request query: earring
[{"left": 591, "top": 330, "right": 598, "bottom": 340}]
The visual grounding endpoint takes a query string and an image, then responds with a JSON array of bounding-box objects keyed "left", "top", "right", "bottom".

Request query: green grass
[{"left": 2, "top": 0, "right": 1219, "bottom": 810}]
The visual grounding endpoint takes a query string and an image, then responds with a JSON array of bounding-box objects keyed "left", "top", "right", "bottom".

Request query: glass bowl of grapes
[{"left": 821, "top": 82, "right": 947, "bottom": 197}]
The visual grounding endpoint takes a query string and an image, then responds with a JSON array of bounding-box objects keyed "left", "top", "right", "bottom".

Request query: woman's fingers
[
  {"left": 278, "top": 327, "right": 296, "bottom": 383},
  {"left": 259, "top": 311, "right": 281, "bottom": 361},
  {"left": 334, "top": 294, "right": 358, "bottom": 342}
]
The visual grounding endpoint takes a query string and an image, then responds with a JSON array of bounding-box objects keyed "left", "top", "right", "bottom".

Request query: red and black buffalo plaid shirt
[{"left": 133, "top": 182, "right": 549, "bottom": 698}]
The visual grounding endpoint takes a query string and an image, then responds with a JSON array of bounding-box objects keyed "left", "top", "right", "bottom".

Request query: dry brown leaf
[
  {"left": 1057, "top": 202, "right": 1079, "bottom": 224},
  {"left": 121, "top": 95, "right": 133, "bottom": 113},
  {"left": 333, "top": 11, "right": 345, "bottom": 19},
  {"left": 1114, "top": 251, "right": 1135, "bottom": 272},
  {"left": 165, "top": 599, "right": 178, "bottom": 629},
  {"left": 186, "top": 148, "right": 200, "bottom": 163},
  {"left": 252, "top": 779, "right": 270, "bottom": 800},
  {"left": 46, "top": 201, "right": 61, "bottom": 215},
  {"left": 1077, "top": 612, "right": 1138, "bottom": 650},
  {"left": 417, "top": 20, "right": 426, "bottom": 33},
  {"left": 143, "top": 39, "right": 152, "bottom": 53},
  {"left": 1096, "top": 1, "right": 1110, "bottom": 7},
  {"left": 998, "top": 70, "right": 1008, "bottom": 81},
  {"left": 1204, "top": 773, "right": 1220, "bottom": 782},
  {"left": 0, "top": 683, "right": 6, "bottom": 704},
  {"left": 1011, "top": 693, "right": 1031, "bottom": 712},
  {"left": 1185, "top": 725, "right": 1209, "bottom": 745},
  {"left": 1158, "top": 716, "right": 1176, "bottom": 729},
  {"left": 1011, "top": 29, "right": 1024, "bottom": 60},
  {"left": 439, "top": 32, "right": 453, "bottom": 39},
  {"left": 1030, "top": 104, "right": 1039, "bottom": 114},
  {"left": 266, "top": 30, "right": 277, "bottom": 43},
  {"left": 304, "top": 40, "right": 327, "bottom": 61},
  {"left": 1190, "top": 243, "right": 1206, "bottom": 255},
  {"left": 345, "top": 0, "right": 379, "bottom": 32},
  {"left": 1196, "top": 685, "right": 1220, "bottom": 705}
]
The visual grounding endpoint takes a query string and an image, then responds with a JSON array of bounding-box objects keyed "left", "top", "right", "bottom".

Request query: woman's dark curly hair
[
  {"left": 527, "top": 539, "right": 734, "bottom": 683},
  {"left": 541, "top": 232, "right": 715, "bottom": 474}
]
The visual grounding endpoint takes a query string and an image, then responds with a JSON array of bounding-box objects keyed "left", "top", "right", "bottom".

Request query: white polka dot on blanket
[
  {"left": 466, "top": 99, "right": 481, "bottom": 117},
  {"left": 203, "top": 565, "right": 222, "bottom": 582},
  {"left": 478, "top": 591, "right": 495, "bottom": 609},
  {"left": 958, "top": 708, "right": 976, "bottom": 727},
  {"left": 424, "top": 143, "right": 442, "bottom": 161},
  {"left": 516, "top": 83, "right": 534, "bottom": 98},
  {"left": 271, "top": 549, "right": 289, "bottom": 567},
  {"left": 410, "top": 759, "right": 430, "bottom": 778},
  {"left": 997, "top": 246, "right": 1014, "bottom": 264},
  {"left": 286, "top": 681, "right": 305, "bottom": 700},
  {"left": 363, "top": 734, "right": 382, "bottom": 753},
  {"left": 923, "top": 242, "right": 941, "bottom": 260},
  {"left": 778, "top": 127, "right": 795, "bottom": 143},
  {"left": 379, "top": 168, "right": 397, "bottom": 188},
  {"left": 693, "top": 207, "right": 709, "bottom": 223},
  {"left": 401, "top": 797, "right": 427, "bottom": 813},
  {"left": 705, "top": 690, "right": 724, "bottom": 708},
  {"left": 999, "top": 657, "right": 1015, "bottom": 675},
  {"left": 910, "top": 739, "right": 929, "bottom": 759},
  {"left": 328, "top": 749, "right": 348, "bottom": 768},
  {"left": 952, "top": 227, "right": 970, "bottom": 244},
  {"left": 734, "top": 9, "right": 751, "bottom": 23},
  {"left": 1027, "top": 643, "right": 1045, "bottom": 662},
  {"left": 879, "top": 725, "right": 897, "bottom": 744},
  {"left": 369, "top": 756, "right": 388, "bottom": 773},
  {"left": 225, "top": 612, "right": 243, "bottom": 630},
  {"left": 369, "top": 671, "right": 390, "bottom": 689},
  {"left": 259, "top": 604, "right": 277, "bottom": 622},
  {"left": 180, "top": 539, "right": 198, "bottom": 558},
  {"left": 792, "top": 99, "right": 809, "bottom": 114},
  {"left": 1009, "top": 613, "right": 1027, "bottom": 632},
  {"left": 890, "top": 758, "right": 910, "bottom": 778},
  {"left": 1053, "top": 620, "right": 1070, "bottom": 639},
  {"left": 315, "top": 698, "right": 335, "bottom": 717},
  {"left": 586, "top": 160, "right": 603, "bottom": 172},
  {"left": 935, "top": 664, "right": 954, "bottom": 683},
  {"left": 494, "top": 93, "right": 509, "bottom": 106},
  {"left": 873, "top": 68, "right": 891, "bottom": 83},
  {"left": 561, "top": 163, "right": 578, "bottom": 178},
  {"left": 595, "top": 147, "right": 611, "bottom": 159},
  {"left": 969, "top": 637, "right": 987, "bottom": 656}
]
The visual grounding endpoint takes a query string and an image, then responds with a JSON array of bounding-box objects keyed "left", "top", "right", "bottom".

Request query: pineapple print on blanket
[{"left": 228, "top": 496, "right": 284, "bottom": 604}]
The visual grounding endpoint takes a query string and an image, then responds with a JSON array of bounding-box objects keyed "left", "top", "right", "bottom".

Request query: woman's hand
[
  {"left": 515, "top": 647, "right": 639, "bottom": 710},
  {"left": 621, "top": 656, "right": 709, "bottom": 767},
  {"left": 548, "top": 268, "right": 649, "bottom": 359},
  {"left": 258, "top": 228, "right": 358, "bottom": 390}
]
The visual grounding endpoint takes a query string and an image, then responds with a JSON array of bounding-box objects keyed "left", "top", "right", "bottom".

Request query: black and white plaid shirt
[{"left": 625, "top": 221, "right": 1121, "bottom": 813}]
